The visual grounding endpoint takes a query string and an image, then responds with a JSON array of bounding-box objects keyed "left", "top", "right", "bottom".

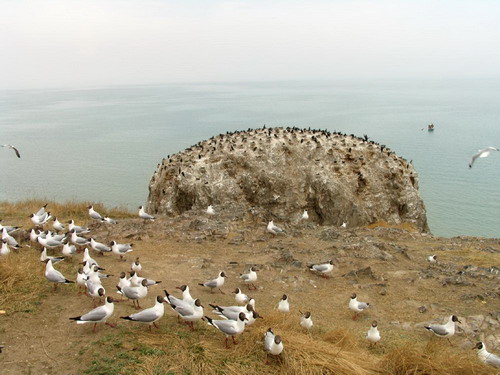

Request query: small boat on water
[{"left": 428, "top": 124, "right": 435, "bottom": 131}]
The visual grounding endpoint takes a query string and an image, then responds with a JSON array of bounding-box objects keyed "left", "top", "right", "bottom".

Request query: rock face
[{"left": 147, "top": 127, "right": 429, "bottom": 232}]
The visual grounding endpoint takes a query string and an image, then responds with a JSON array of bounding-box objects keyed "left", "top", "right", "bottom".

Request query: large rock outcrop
[{"left": 147, "top": 127, "right": 429, "bottom": 232}]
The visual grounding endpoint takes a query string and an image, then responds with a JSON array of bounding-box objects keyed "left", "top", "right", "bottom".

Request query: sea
[{"left": 1, "top": 79, "right": 499, "bottom": 238}]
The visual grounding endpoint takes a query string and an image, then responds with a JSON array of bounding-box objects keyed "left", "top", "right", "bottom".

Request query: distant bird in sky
[
  {"left": 469, "top": 147, "right": 499, "bottom": 168},
  {"left": 1, "top": 144, "right": 20, "bottom": 158}
]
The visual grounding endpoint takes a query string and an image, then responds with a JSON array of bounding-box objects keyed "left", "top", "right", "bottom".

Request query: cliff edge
[{"left": 147, "top": 127, "right": 429, "bottom": 232}]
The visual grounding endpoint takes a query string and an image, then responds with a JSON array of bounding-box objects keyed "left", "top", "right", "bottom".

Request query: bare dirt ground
[{"left": 1, "top": 211, "right": 499, "bottom": 374}]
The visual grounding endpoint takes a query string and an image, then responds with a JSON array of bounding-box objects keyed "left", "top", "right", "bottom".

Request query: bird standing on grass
[
  {"left": 264, "top": 328, "right": 284, "bottom": 358},
  {"left": 138, "top": 206, "right": 155, "bottom": 221},
  {"left": 121, "top": 296, "right": 166, "bottom": 331},
  {"left": 473, "top": 342, "right": 500, "bottom": 368},
  {"left": 349, "top": 293, "right": 370, "bottom": 320},
  {"left": 424, "top": 315, "right": 460, "bottom": 345},
  {"left": 198, "top": 271, "right": 226, "bottom": 294},
  {"left": 70, "top": 296, "right": 116, "bottom": 332},
  {"left": 277, "top": 295, "right": 290, "bottom": 313},
  {"left": 308, "top": 260, "right": 334, "bottom": 278},
  {"left": 300, "top": 311, "right": 313, "bottom": 330},
  {"left": 240, "top": 267, "right": 258, "bottom": 290},
  {"left": 204, "top": 312, "right": 247, "bottom": 348},
  {"left": 45, "top": 259, "right": 74, "bottom": 291},
  {"left": 366, "top": 321, "right": 381, "bottom": 346}
]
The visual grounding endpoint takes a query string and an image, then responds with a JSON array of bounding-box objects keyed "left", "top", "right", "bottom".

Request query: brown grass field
[{"left": 0, "top": 201, "right": 499, "bottom": 374}]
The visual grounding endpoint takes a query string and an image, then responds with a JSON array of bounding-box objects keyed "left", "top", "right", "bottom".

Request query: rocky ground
[{"left": 0, "top": 207, "right": 499, "bottom": 374}]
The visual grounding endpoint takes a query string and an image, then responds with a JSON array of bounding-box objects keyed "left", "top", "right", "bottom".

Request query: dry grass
[
  {"left": 0, "top": 199, "right": 132, "bottom": 227},
  {"left": 365, "top": 221, "right": 419, "bottom": 232},
  {"left": 0, "top": 250, "right": 47, "bottom": 313}
]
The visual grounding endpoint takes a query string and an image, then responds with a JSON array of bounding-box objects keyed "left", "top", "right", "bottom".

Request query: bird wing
[
  {"left": 213, "top": 320, "right": 239, "bottom": 335},
  {"left": 122, "top": 286, "right": 140, "bottom": 299},
  {"left": 485, "top": 353, "right": 500, "bottom": 367},
  {"left": 312, "top": 264, "right": 329, "bottom": 272},
  {"left": 358, "top": 302, "right": 369, "bottom": 310},
  {"left": 46, "top": 269, "right": 66, "bottom": 283},
  {"left": 12, "top": 146, "right": 20, "bottom": 158},
  {"left": 479, "top": 150, "right": 491, "bottom": 158},
  {"left": 129, "top": 308, "right": 159, "bottom": 322},
  {"left": 469, "top": 153, "right": 480, "bottom": 168},
  {"left": 203, "top": 279, "right": 218, "bottom": 288},
  {"left": 173, "top": 303, "right": 194, "bottom": 317},
  {"left": 427, "top": 324, "right": 448, "bottom": 336},
  {"left": 80, "top": 306, "right": 108, "bottom": 322},
  {"left": 240, "top": 273, "right": 250, "bottom": 280}
]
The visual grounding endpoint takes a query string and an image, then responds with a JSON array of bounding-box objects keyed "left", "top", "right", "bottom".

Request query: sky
[{"left": 1, "top": 0, "right": 499, "bottom": 89}]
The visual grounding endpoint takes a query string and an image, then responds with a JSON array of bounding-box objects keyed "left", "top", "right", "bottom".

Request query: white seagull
[
  {"left": 70, "top": 230, "right": 90, "bottom": 246},
  {"left": 131, "top": 257, "right": 142, "bottom": 273},
  {"left": 138, "top": 206, "right": 155, "bottom": 221},
  {"left": 427, "top": 255, "right": 437, "bottom": 264},
  {"left": 240, "top": 266, "right": 258, "bottom": 290},
  {"left": 117, "top": 278, "right": 148, "bottom": 309},
  {"left": 277, "top": 294, "right": 290, "bottom": 313},
  {"left": 110, "top": 240, "right": 133, "bottom": 260},
  {"left": 169, "top": 298, "right": 204, "bottom": 330},
  {"left": 88, "top": 205, "right": 104, "bottom": 221},
  {"left": 341, "top": 222, "right": 347, "bottom": 228},
  {"left": 45, "top": 259, "right": 74, "bottom": 290},
  {"left": 121, "top": 296, "right": 166, "bottom": 331},
  {"left": 267, "top": 220, "right": 285, "bottom": 235},
  {"left": 473, "top": 342, "right": 500, "bottom": 368},
  {"left": 424, "top": 315, "right": 460, "bottom": 343},
  {"left": 204, "top": 311, "right": 247, "bottom": 347},
  {"left": 70, "top": 296, "right": 116, "bottom": 332},
  {"left": 206, "top": 205, "right": 215, "bottom": 215},
  {"left": 300, "top": 311, "right": 313, "bottom": 330},
  {"left": 2, "top": 228, "right": 19, "bottom": 248},
  {"left": 366, "top": 321, "right": 381, "bottom": 346},
  {"left": 103, "top": 217, "right": 118, "bottom": 224},
  {"left": 198, "top": 271, "right": 226, "bottom": 294},
  {"left": 0, "top": 240, "right": 11, "bottom": 256},
  {"left": 308, "top": 260, "right": 334, "bottom": 278},
  {"left": 234, "top": 288, "right": 249, "bottom": 304},
  {"left": 264, "top": 328, "right": 284, "bottom": 356},
  {"left": 52, "top": 218, "right": 65, "bottom": 232},
  {"left": 469, "top": 147, "right": 499, "bottom": 168},
  {"left": 1, "top": 144, "right": 20, "bottom": 158},
  {"left": 67, "top": 220, "right": 90, "bottom": 234},
  {"left": 349, "top": 293, "right": 370, "bottom": 320},
  {"left": 301, "top": 210, "right": 309, "bottom": 220},
  {"left": 40, "top": 248, "right": 64, "bottom": 264},
  {"left": 90, "top": 238, "right": 111, "bottom": 255}
]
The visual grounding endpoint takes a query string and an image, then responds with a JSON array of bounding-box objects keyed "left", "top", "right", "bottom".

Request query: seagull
[
  {"left": 469, "top": 147, "right": 499, "bottom": 168},
  {"left": 40, "top": 248, "right": 64, "bottom": 264},
  {"left": 1, "top": 144, "right": 20, "bottom": 158},
  {"left": 300, "top": 311, "right": 313, "bottom": 330},
  {"left": 308, "top": 260, "right": 334, "bottom": 278},
  {"left": 240, "top": 266, "right": 258, "bottom": 290},
  {"left": 128, "top": 271, "right": 161, "bottom": 287},
  {"left": 116, "top": 272, "right": 130, "bottom": 296},
  {"left": 70, "top": 296, "right": 116, "bottom": 332},
  {"left": 210, "top": 303, "right": 256, "bottom": 322},
  {"left": 38, "top": 233, "right": 64, "bottom": 249},
  {"left": 301, "top": 210, "right": 309, "bottom": 220},
  {"left": 88, "top": 205, "right": 104, "bottom": 221},
  {"left": 68, "top": 220, "right": 90, "bottom": 234},
  {"left": 427, "top": 255, "right": 437, "bottom": 264},
  {"left": 30, "top": 229, "right": 42, "bottom": 243},
  {"left": 121, "top": 296, "right": 166, "bottom": 331},
  {"left": 366, "top": 321, "right": 381, "bottom": 346},
  {"left": 61, "top": 243, "right": 77, "bottom": 257},
  {"left": 70, "top": 230, "right": 90, "bottom": 246},
  {"left": 234, "top": 288, "right": 249, "bottom": 304},
  {"left": 30, "top": 212, "right": 52, "bottom": 226},
  {"left": 277, "top": 295, "right": 290, "bottom": 313},
  {"left": 35, "top": 204, "right": 47, "bottom": 217},
  {"left": 264, "top": 328, "right": 284, "bottom": 356},
  {"left": 473, "top": 342, "right": 500, "bottom": 368},
  {"left": 103, "top": 217, "right": 118, "bottom": 224},
  {"left": 138, "top": 206, "right": 155, "bottom": 221},
  {"left": 198, "top": 271, "right": 226, "bottom": 294},
  {"left": 204, "top": 311, "right": 248, "bottom": 347},
  {"left": 206, "top": 205, "right": 215, "bottom": 215},
  {"left": 2, "top": 228, "right": 19, "bottom": 247},
  {"left": 90, "top": 238, "right": 111, "bottom": 255},
  {"left": 176, "top": 285, "right": 195, "bottom": 304},
  {"left": 110, "top": 241, "right": 133, "bottom": 260},
  {"left": 349, "top": 293, "right": 369, "bottom": 320},
  {"left": 0, "top": 240, "right": 11, "bottom": 256},
  {"left": 0, "top": 224, "right": 20, "bottom": 234},
  {"left": 341, "top": 222, "right": 347, "bottom": 228},
  {"left": 169, "top": 298, "right": 204, "bottom": 330},
  {"left": 82, "top": 248, "right": 98, "bottom": 268},
  {"left": 131, "top": 257, "right": 142, "bottom": 273},
  {"left": 267, "top": 220, "right": 285, "bottom": 235},
  {"left": 52, "top": 218, "right": 65, "bottom": 232},
  {"left": 117, "top": 278, "right": 148, "bottom": 309},
  {"left": 45, "top": 259, "right": 74, "bottom": 290},
  {"left": 424, "top": 315, "right": 461, "bottom": 344}
]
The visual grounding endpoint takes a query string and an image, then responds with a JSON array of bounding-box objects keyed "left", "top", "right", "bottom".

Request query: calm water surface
[{"left": 1, "top": 80, "right": 499, "bottom": 237}]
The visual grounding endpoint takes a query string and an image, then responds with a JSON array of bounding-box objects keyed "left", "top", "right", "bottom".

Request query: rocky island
[{"left": 147, "top": 127, "right": 428, "bottom": 231}]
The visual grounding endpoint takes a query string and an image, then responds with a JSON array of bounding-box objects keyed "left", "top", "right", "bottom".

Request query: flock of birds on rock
[{"left": 0, "top": 203, "right": 499, "bottom": 368}]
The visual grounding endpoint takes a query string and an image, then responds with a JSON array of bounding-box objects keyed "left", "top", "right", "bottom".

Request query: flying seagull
[
  {"left": 469, "top": 147, "right": 499, "bottom": 168},
  {"left": 1, "top": 145, "right": 20, "bottom": 158}
]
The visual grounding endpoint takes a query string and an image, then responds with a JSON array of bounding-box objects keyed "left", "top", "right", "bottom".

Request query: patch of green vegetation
[
  {"left": 139, "top": 345, "right": 166, "bottom": 356},
  {"left": 83, "top": 351, "right": 141, "bottom": 375}
]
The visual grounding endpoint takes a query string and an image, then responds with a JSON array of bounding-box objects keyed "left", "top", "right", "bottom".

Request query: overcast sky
[{"left": 1, "top": 0, "right": 499, "bottom": 89}]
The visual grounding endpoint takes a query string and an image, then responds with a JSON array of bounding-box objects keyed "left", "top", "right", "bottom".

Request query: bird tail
[
  {"left": 64, "top": 279, "right": 75, "bottom": 284},
  {"left": 198, "top": 283, "right": 205, "bottom": 287},
  {"left": 120, "top": 316, "right": 133, "bottom": 321},
  {"left": 163, "top": 290, "right": 171, "bottom": 299},
  {"left": 69, "top": 316, "right": 81, "bottom": 321},
  {"left": 209, "top": 303, "right": 221, "bottom": 311},
  {"left": 424, "top": 326, "right": 431, "bottom": 331},
  {"left": 116, "top": 286, "right": 122, "bottom": 292},
  {"left": 204, "top": 316, "right": 214, "bottom": 326}
]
